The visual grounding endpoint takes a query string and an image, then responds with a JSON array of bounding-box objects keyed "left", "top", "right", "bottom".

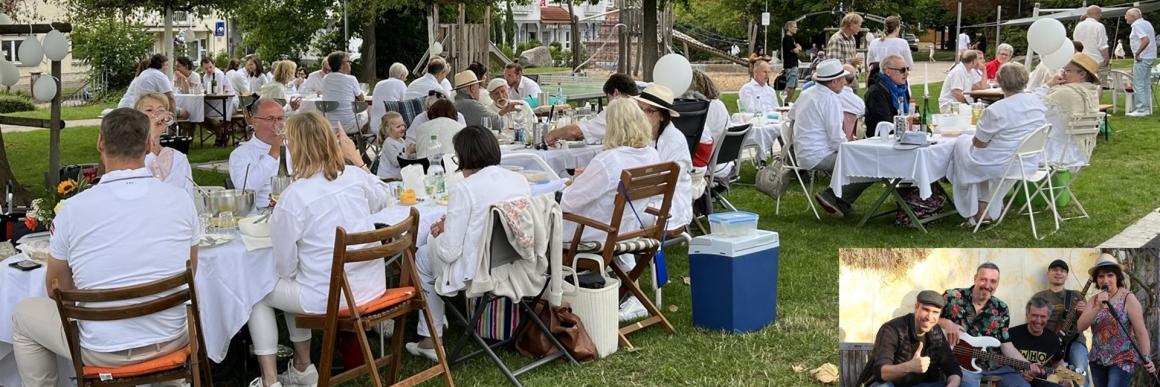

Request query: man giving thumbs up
[{"left": 856, "top": 290, "right": 963, "bottom": 387}]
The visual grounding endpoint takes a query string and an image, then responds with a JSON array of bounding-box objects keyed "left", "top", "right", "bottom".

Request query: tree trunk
[
  {"left": 568, "top": 1, "right": 580, "bottom": 72},
  {"left": 505, "top": 1, "right": 515, "bottom": 47},
  {"left": 0, "top": 129, "right": 31, "bottom": 206},
  {"left": 641, "top": 0, "right": 657, "bottom": 81},
  {"left": 747, "top": 21, "right": 757, "bottom": 57},
  {"left": 360, "top": 15, "right": 377, "bottom": 83}
]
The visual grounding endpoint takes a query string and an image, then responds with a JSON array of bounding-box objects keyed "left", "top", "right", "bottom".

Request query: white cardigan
[{"left": 465, "top": 194, "right": 563, "bottom": 306}]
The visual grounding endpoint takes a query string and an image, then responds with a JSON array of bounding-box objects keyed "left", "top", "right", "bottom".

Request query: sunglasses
[{"left": 887, "top": 67, "right": 911, "bottom": 74}]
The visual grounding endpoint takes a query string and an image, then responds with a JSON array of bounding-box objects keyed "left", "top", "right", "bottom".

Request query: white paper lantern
[
  {"left": 430, "top": 42, "right": 443, "bottom": 56},
  {"left": 0, "top": 59, "right": 19, "bottom": 87},
  {"left": 0, "top": 14, "right": 12, "bottom": 25},
  {"left": 32, "top": 75, "right": 56, "bottom": 102},
  {"left": 18, "top": 35, "right": 42, "bottom": 66},
  {"left": 42, "top": 30, "right": 69, "bottom": 61},
  {"left": 1027, "top": 18, "right": 1066, "bottom": 55},
  {"left": 652, "top": 53, "right": 693, "bottom": 96},
  {"left": 1041, "top": 39, "right": 1076, "bottom": 71}
]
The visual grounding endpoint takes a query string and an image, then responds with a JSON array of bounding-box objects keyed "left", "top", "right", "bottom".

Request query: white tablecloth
[
  {"left": 731, "top": 114, "right": 781, "bottom": 161},
  {"left": 175, "top": 94, "right": 238, "bottom": 123},
  {"left": 503, "top": 144, "right": 601, "bottom": 177},
  {"left": 830, "top": 134, "right": 958, "bottom": 199},
  {"left": 0, "top": 254, "right": 73, "bottom": 387}
]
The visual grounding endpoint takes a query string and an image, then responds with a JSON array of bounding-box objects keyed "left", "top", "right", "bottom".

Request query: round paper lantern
[
  {"left": 32, "top": 75, "right": 56, "bottom": 102},
  {"left": 18, "top": 35, "right": 42, "bottom": 66},
  {"left": 1041, "top": 39, "right": 1076, "bottom": 71},
  {"left": 652, "top": 53, "right": 693, "bottom": 96},
  {"left": 1027, "top": 18, "right": 1066, "bottom": 55},
  {"left": 42, "top": 30, "right": 69, "bottom": 61},
  {"left": 430, "top": 42, "right": 443, "bottom": 56},
  {"left": 0, "top": 59, "right": 19, "bottom": 87},
  {"left": 0, "top": 14, "right": 12, "bottom": 25}
]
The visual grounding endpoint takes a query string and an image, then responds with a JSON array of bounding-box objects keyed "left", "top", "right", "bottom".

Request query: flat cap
[{"left": 916, "top": 290, "right": 946, "bottom": 308}]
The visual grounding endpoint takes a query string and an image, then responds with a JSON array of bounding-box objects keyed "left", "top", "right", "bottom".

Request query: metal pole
[
  {"left": 1026, "top": 3, "right": 1040, "bottom": 67},
  {"left": 343, "top": 0, "right": 349, "bottom": 44},
  {"left": 763, "top": 0, "right": 768, "bottom": 56},
  {"left": 955, "top": 0, "right": 962, "bottom": 62},
  {"left": 996, "top": 5, "right": 1001, "bottom": 56},
  {"left": 164, "top": 5, "right": 174, "bottom": 79}
]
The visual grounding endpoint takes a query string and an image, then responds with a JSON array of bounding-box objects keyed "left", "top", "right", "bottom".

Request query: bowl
[
  {"left": 203, "top": 189, "right": 256, "bottom": 216},
  {"left": 939, "top": 128, "right": 964, "bottom": 137},
  {"left": 238, "top": 216, "right": 271, "bottom": 238}
]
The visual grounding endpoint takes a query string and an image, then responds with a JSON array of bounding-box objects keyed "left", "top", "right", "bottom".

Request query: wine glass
[{"left": 217, "top": 211, "right": 235, "bottom": 233}]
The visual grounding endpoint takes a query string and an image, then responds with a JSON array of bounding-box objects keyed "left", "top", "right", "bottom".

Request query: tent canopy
[{"left": 964, "top": 0, "right": 1160, "bottom": 28}]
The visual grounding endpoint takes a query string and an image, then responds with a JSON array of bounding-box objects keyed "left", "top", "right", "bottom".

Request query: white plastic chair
[
  {"left": 1049, "top": 113, "right": 1102, "bottom": 221},
  {"left": 774, "top": 120, "right": 822, "bottom": 220},
  {"left": 1108, "top": 70, "right": 1134, "bottom": 114},
  {"left": 973, "top": 124, "right": 1060, "bottom": 239},
  {"left": 500, "top": 152, "right": 561, "bottom": 179}
]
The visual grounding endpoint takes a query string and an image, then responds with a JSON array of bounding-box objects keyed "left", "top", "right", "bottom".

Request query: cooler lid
[{"left": 689, "top": 230, "right": 778, "bottom": 256}]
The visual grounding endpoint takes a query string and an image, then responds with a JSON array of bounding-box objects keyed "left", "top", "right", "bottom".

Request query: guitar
[
  {"left": 952, "top": 332, "right": 1085, "bottom": 386},
  {"left": 1057, "top": 280, "right": 1093, "bottom": 338}
]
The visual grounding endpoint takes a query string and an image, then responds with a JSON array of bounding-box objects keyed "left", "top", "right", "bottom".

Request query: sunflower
[{"left": 56, "top": 179, "right": 77, "bottom": 195}]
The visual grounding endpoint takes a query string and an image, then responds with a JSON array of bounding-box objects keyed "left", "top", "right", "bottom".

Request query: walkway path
[
  {"left": 1100, "top": 208, "right": 1160, "bottom": 248},
  {"left": 0, "top": 118, "right": 102, "bottom": 133}
]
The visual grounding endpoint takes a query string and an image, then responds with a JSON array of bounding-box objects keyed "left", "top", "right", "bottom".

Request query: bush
[
  {"left": 0, "top": 94, "right": 36, "bottom": 114},
  {"left": 71, "top": 17, "right": 154, "bottom": 91},
  {"left": 516, "top": 40, "right": 543, "bottom": 56}
]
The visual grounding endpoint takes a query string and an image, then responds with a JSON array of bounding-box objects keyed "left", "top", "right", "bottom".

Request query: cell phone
[{"left": 8, "top": 259, "right": 41, "bottom": 271}]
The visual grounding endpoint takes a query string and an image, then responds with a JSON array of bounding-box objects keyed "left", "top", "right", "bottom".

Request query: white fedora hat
[
  {"left": 813, "top": 59, "right": 851, "bottom": 82},
  {"left": 453, "top": 70, "right": 481, "bottom": 90},
  {"left": 633, "top": 83, "right": 681, "bottom": 117}
]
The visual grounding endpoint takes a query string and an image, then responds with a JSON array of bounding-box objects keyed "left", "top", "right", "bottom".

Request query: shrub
[
  {"left": 516, "top": 40, "right": 543, "bottom": 56},
  {"left": 71, "top": 17, "right": 154, "bottom": 91},
  {"left": 0, "top": 94, "right": 36, "bottom": 114}
]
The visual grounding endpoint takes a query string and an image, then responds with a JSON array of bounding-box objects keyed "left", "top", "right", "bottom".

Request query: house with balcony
[{"left": 503, "top": 0, "right": 614, "bottom": 50}]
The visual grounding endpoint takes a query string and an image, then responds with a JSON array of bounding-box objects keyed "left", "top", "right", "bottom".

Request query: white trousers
[
  {"left": 12, "top": 297, "right": 188, "bottom": 387},
  {"left": 248, "top": 279, "right": 313, "bottom": 356},
  {"left": 415, "top": 245, "right": 447, "bottom": 338}
]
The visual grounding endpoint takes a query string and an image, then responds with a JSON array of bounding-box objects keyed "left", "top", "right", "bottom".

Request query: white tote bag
[{"left": 561, "top": 253, "right": 619, "bottom": 358}]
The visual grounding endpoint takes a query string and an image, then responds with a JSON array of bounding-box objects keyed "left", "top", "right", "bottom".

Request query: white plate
[
  {"left": 500, "top": 144, "right": 526, "bottom": 151},
  {"left": 198, "top": 233, "right": 234, "bottom": 248}
]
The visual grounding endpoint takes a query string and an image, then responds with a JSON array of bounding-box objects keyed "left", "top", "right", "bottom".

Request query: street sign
[
  {"left": 214, "top": 20, "right": 225, "bottom": 37},
  {"left": 761, "top": 12, "right": 770, "bottom": 26}
]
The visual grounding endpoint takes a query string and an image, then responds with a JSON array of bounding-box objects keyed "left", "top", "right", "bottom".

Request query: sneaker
[
  {"left": 277, "top": 361, "right": 318, "bottom": 387},
  {"left": 248, "top": 378, "right": 283, "bottom": 387},
  {"left": 813, "top": 189, "right": 847, "bottom": 218},
  {"left": 1127, "top": 110, "right": 1152, "bottom": 117},
  {"left": 406, "top": 342, "right": 439, "bottom": 362},
  {"left": 618, "top": 296, "right": 648, "bottom": 322}
]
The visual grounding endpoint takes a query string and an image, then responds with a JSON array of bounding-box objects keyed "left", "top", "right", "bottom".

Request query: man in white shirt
[
  {"left": 226, "top": 59, "right": 251, "bottom": 96},
  {"left": 370, "top": 62, "right": 410, "bottom": 133},
  {"left": 200, "top": 57, "right": 231, "bottom": 95},
  {"left": 230, "top": 98, "right": 289, "bottom": 208},
  {"left": 1073, "top": 6, "right": 1110, "bottom": 67},
  {"left": 939, "top": 50, "right": 989, "bottom": 112},
  {"left": 544, "top": 73, "right": 638, "bottom": 143},
  {"left": 298, "top": 59, "right": 329, "bottom": 97},
  {"left": 838, "top": 64, "right": 866, "bottom": 139},
  {"left": 320, "top": 51, "right": 366, "bottom": 133},
  {"left": 503, "top": 62, "right": 543, "bottom": 102},
  {"left": 172, "top": 56, "right": 201, "bottom": 94},
  {"left": 1126, "top": 8, "right": 1156, "bottom": 116},
  {"left": 404, "top": 58, "right": 451, "bottom": 100},
  {"left": 957, "top": 32, "right": 971, "bottom": 58},
  {"left": 792, "top": 59, "right": 873, "bottom": 218},
  {"left": 118, "top": 54, "right": 177, "bottom": 113},
  {"left": 11, "top": 108, "right": 198, "bottom": 387},
  {"left": 739, "top": 58, "right": 781, "bottom": 113}
]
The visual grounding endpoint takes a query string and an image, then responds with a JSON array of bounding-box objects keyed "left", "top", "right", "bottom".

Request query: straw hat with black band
[
  {"left": 1068, "top": 53, "right": 1100, "bottom": 82},
  {"left": 1088, "top": 253, "right": 1126, "bottom": 288},
  {"left": 453, "top": 70, "right": 481, "bottom": 90},
  {"left": 633, "top": 84, "right": 681, "bottom": 118}
]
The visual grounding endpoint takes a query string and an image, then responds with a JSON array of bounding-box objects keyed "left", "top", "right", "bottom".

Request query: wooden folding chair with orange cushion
[
  {"left": 52, "top": 260, "right": 212, "bottom": 387},
  {"left": 295, "top": 207, "right": 454, "bottom": 387},
  {"left": 562, "top": 161, "right": 679, "bottom": 348}
]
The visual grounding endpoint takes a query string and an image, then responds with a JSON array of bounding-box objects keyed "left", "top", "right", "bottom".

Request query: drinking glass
[
  {"left": 198, "top": 214, "right": 211, "bottom": 237},
  {"left": 481, "top": 117, "right": 492, "bottom": 131},
  {"left": 217, "top": 211, "right": 235, "bottom": 232}
]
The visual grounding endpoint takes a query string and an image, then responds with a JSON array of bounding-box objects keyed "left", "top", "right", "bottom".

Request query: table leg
[
  {"left": 856, "top": 179, "right": 896, "bottom": 228},
  {"left": 887, "top": 183, "right": 928, "bottom": 233}
]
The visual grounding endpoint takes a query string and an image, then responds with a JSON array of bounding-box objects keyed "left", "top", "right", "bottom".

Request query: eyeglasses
[
  {"left": 641, "top": 106, "right": 661, "bottom": 115},
  {"left": 887, "top": 67, "right": 911, "bottom": 74},
  {"left": 255, "top": 116, "right": 286, "bottom": 123},
  {"left": 1060, "top": 67, "right": 1081, "bottom": 75}
]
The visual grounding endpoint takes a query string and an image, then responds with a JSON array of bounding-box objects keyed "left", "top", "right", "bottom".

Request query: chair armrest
[{"left": 562, "top": 212, "right": 616, "bottom": 233}]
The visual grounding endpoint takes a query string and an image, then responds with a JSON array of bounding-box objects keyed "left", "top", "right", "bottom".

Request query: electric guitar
[{"left": 952, "top": 332, "right": 1085, "bottom": 386}]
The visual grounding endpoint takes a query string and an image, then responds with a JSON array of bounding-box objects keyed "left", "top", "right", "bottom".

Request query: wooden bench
[{"left": 840, "top": 342, "right": 874, "bottom": 387}]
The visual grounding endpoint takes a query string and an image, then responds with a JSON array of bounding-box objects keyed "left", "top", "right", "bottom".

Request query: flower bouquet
[{"left": 25, "top": 178, "right": 90, "bottom": 232}]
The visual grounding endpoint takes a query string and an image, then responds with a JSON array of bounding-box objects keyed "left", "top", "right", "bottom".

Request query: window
[{"left": 1, "top": 39, "right": 21, "bottom": 63}]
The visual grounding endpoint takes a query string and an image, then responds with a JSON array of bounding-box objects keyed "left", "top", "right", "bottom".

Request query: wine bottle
[
  {"left": 277, "top": 144, "right": 289, "bottom": 177},
  {"left": 921, "top": 95, "right": 932, "bottom": 134}
]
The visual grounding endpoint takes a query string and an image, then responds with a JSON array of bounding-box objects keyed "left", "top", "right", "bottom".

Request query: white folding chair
[
  {"left": 774, "top": 120, "right": 822, "bottom": 220},
  {"left": 500, "top": 152, "right": 561, "bottom": 179},
  {"left": 973, "top": 124, "right": 1060, "bottom": 240},
  {"left": 1108, "top": 70, "right": 1134, "bottom": 114},
  {"left": 1049, "top": 112, "right": 1102, "bottom": 221}
]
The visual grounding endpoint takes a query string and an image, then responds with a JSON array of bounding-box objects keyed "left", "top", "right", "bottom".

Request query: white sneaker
[
  {"left": 1127, "top": 110, "right": 1152, "bottom": 117},
  {"left": 248, "top": 378, "right": 283, "bottom": 387},
  {"left": 618, "top": 296, "right": 648, "bottom": 322},
  {"left": 277, "top": 361, "right": 318, "bottom": 387},
  {"left": 406, "top": 342, "right": 439, "bottom": 362}
]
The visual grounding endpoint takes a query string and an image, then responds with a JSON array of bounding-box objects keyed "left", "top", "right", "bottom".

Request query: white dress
[
  {"left": 656, "top": 123, "right": 693, "bottom": 229},
  {"left": 561, "top": 146, "right": 661, "bottom": 241},
  {"left": 947, "top": 92, "right": 1047, "bottom": 219}
]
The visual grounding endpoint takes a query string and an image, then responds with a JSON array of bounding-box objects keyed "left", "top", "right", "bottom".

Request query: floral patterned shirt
[{"left": 941, "top": 286, "right": 1012, "bottom": 343}]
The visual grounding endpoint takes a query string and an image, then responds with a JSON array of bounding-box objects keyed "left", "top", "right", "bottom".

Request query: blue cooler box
[{"left": 688, "top": 230, "right": 779, "bottom": 333}]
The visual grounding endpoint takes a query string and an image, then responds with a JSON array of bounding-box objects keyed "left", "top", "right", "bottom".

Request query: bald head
[
  {"left": 1086, "top": 5, "right": 1101, "bottom": 19},
  {"left": 843, "top": 64, "right": 857, "bottom": 84},
  {"left": 254, "top": 97, "right": 283, "bottom": 115},
  {"left": 1126, "top": 8, "right": 1142, "bottom": 21}
]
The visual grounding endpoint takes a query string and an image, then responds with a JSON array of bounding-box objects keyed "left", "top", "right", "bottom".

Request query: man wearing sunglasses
[{"left": 863, "top": 54, "right": 912, "bottom": 138}]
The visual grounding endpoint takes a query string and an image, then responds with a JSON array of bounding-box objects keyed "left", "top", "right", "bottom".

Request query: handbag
[
  {"left": 515, "top": 299, "right": 598, "bottom": 363},
  {"left": 894, "top": 186, "right": 947, "bottom": 227},
  {"left": 562, "top": 254, "right": 619, "bottom": 358},
  {"left": 755, "top": 159, "right": 792, "bottom": 199}
]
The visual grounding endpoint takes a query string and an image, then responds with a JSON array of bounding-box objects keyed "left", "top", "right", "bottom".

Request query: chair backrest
[
  {"left": 352, "top": 100, "right": 370, "bottom": 114},
  {"left": 1015, "top": 123, "right": 1052, "bottom": 156},
  {"left": 500, "top": 152, "right": 560, "bottom": 179},
  {"left": 487, "top": 211, "right": 523, "bottom": 270},
  {"left": 604, "top": 162, "right": 680, "bottom": 246},
  {"left": 315, "top": 100, "right": 340, "bottom": 114},
  {"left": 382, "top": 98, "right": 427, "bottom": 128},
  {"left": 326, "top": 208, "right": 419, "bottom": 318},
  {"left": 59, "top": 163, "right": 100, "bottom": 183},
  {"left": 709, "top": 124, "right": 752, "bottom": 174},
  {"left": 670, "top": 98, "right": 711, "bottom": 157},
  {"left": 1066, "top": 112, "right": 1102, "bottom": 162}
]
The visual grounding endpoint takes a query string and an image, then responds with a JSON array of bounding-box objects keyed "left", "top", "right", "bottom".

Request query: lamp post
[{"left": 343, "top": 0, "right": 349, "bottom": 44}]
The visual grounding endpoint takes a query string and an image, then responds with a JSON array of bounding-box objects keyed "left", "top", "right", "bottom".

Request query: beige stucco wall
[{"left": 840, "top": 248, "right": 1101, "bottom": 344}]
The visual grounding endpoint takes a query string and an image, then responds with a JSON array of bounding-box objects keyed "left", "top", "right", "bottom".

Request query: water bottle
[
  {"left": 427, "top": 135, "right": 442, "bottom": 165},
  {"left": 426, "top": 163, "right": 445, "bottom": 195}
]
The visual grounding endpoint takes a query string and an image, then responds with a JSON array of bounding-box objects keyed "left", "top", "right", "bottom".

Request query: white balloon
[
  {"left": 0, "top": 59, "right": 18, "bottom": 87},
  {"left": 1027, "top": 18, "right": 1066, "bottom": 55},
  {"left": 0, "top": 14, "right": 12, "bottom": 25},
  {"left": 32, "top": 75, "right": 56, "bottom": 102},
  {"left": 1041, "top": 39, "right": 1075, "bottom": 71},
  {"left": 652, "top": 53, "right": 693, "bottom": 96},
  {"left": 18, "top": 36, "right": 42, "bottom": 66},
  {"left": 430, "top": 42, "right": 443, "bottom": 56},
  {"left": 42, "top": 30, "right": 69, "bottom": 61}
]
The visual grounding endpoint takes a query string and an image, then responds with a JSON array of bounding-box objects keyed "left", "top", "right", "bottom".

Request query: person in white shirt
[
  {"left": 11, "top": 108, "right": 198, "bottom": 387},
  {"left": 405, "top": 125, "right": 531, "bottom": 361},
  {"left": 247, "top": 111, "right": 383, "bottom": 387},
  {"left": 866, "top": 16, "right": 914, "bottom": 80},
  {"left": 376, "top": 111, "right": 414, "bottom": 180},
  {"left": 684, "top": 70, "right": 729, "bottom": 169},
  {"left": 369, "top": 62, "right": 409, "bottom": 133},
  {"left": 838, "top": 65, "right": 866, "bottom": 139},
  {"left": 320, "top": 51, "right": 366, "bottom": 133},
  {"left": 413, "top": 99, "right": 465, "bottom": 159},
  {"left": 1126, "top": 8, "right": 1156, "bottom": 116},
  {"left": 258, "top": 60, "right": 302, "bottom": 110},
  {"left": 408, "top": 94, "right": 468, "bottom": 139},
  {"left": 796, "top": 59, "right": 874, "bottom": 218},
  {"left": 503, "top": 62, "right": 543, "bottom": 102},
  {"left": 483, "top": 78, "right": 536, "bottom": 133},
  {"left": 635, "top": 84, "right": 693, "bottom": 232},
  {"left": 545, "top": 73, "right": 638, "bottom": 143},
  {"left": 739, "top": 58, "right": 781, "bottom": 113},
  {"left": 243, "top": 55, "right": 271, "bottom": 93},
  {"left": 229, "top": 98, "right": 290, "bottom": 209},
  {"left": 946, "top": 63, "right": 1047, "bottom": 225},
  {"left": 957, "top": 32, "right": 971, "bottom": 58},
  {"left": 298, "top": 60, "right": 329, "bottom": 97},
  {"left": 939, "top": 50, "right": 990, "bottom": 113},
  {"left": 1073, "top": 6, "right": 1110, "bottom": 67},
  {"left": 172, "top": 56, "right": 201, "bottom": 94},
  {"left": 404, "top": 58, "right": 452, "bottom": 100},
  {"left": 118, "top": 54, "right": 177, "bottom": 114},
  {"left": 226, "top": 59, "right": 251, "bottom": 96},
  {"left": 135, "top": 93, "right": 194, "bottom": 198},
  {"left": 199, "top": 57, "right": 231, "bottom": 95}
]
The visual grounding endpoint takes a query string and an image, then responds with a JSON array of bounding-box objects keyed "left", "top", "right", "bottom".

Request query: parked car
[{"left": 904, "top": 33, "right": 919, "bottom": 52}]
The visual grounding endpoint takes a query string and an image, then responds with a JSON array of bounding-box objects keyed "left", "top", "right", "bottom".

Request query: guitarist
[
  {"left": 939, "top": 262, "right": 1044, "bottom": 387},
  {"left": 1030, "top": 259, "right": 1089, "bottom": 386},
  {"left": 1009, "top": 297, "right": 1069, "bottom": 387},
  {"left": 858, "top": 290, "right": 962, "bottom": 387}
]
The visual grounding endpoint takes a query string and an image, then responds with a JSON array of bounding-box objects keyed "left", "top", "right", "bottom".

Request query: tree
[
  {"left": 71, "top": 17, "right": 154, "bottom": 90},
  {"left": 230, "top": 0, "right": 331, "bottom": 62}
]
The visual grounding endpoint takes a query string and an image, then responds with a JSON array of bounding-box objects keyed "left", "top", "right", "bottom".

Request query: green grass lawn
[
  {"left": 2, "top": 80, "right": 1158, "bottom": 384},
  {"left": 4, "top": 102, "right": 115, "bottom": 121}
]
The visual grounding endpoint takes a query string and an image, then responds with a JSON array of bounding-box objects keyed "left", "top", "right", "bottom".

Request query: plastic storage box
[
  {"left": 707, "top": 211, "right": 759, "bottom": 237},
  {"left": 688, "top": 230, "right": 779, "bottom": 333}
]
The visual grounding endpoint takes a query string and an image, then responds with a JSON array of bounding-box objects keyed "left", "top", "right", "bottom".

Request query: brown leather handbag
[{"left": 515, "top": 300, "right": 597, "bottom": 363}]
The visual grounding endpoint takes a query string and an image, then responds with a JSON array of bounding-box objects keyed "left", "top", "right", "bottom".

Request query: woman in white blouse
[
  {"left": 635, "top": 84, "right": 692, "bottom": 232},
  {"left": 406, "top": 125, "right": 531, "bottom": 361},
  {"left": 947, "top": 63, "right": 1047, "bottom": 226},
  {"left": 244, "top": 55, "right": 271, "bottom": 93},
  {"left": 135, "top": 93, "right": 193, "bottom": 197},
  {"left": 258, "top": 60, "right": 302, "bottom": 111},
  {"left": 246, "top": 112, "right": 385, "bottom": 387},
  {"left": 413, "top": 99, "right": 466, "bottom": 159},
  {"left": 866, "top": 15, "right": 914, "bottom": 79}
]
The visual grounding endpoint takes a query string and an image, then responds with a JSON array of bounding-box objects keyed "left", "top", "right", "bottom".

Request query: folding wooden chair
[
  {"left": 53, "top": 260, "right": 212, "bottom": 387},
  {"left": 563, "top": 162, "right": 679, "bottom": 348},
  {"left": 294, "top": 208, "right": 453, "bottom": 387}
]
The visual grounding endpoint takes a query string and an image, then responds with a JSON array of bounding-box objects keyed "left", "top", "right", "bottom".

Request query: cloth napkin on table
[
  {"left": 238, "top": 217, "right": 272, "bottom": 251},
  {"left": 401, "top": 164, "right": 428, "bottom": 198}
]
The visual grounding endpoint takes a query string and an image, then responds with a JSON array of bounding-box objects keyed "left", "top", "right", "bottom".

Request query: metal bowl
[{"left": 202, "top": 189, "right": 255, "bottom": 216}]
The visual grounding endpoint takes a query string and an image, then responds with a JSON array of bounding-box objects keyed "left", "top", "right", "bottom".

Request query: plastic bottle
[
  {"left": 427, "top": 135, "right": 442, "bottom": 165},
  {"left": 426, "top": 163, "right": 445, "bottom": 195}
]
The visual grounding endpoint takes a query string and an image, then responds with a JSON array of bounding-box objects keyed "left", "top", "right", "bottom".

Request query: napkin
[
  {"left": 238, "top": 216, "right": 272, "bottom": 251},
  {"left": 401, "top": 164, "right": 428, "bottom": 198}
]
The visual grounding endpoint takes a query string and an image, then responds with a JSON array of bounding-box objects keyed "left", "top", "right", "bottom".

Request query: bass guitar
[{"left": 952, "top": 332, "right": 1085, "bottom": 386}]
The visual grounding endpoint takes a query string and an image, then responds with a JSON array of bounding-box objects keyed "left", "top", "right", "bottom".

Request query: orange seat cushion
[
  {"left": 82, "top": 346, "right": 191, "bottom": 379},
  {"left": 337, "top": 287, "right": 415, "bottom": 318}
]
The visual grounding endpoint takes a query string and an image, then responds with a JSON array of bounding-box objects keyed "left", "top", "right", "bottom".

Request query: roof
[
  {"left": 540, "top": 6, "right": 572, "bottom": 24},
  {"left": 964, "top": 0, "right": 1160, "bottom": 28}
]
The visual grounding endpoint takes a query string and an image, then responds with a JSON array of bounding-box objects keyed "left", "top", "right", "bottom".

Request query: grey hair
[
  {"left": 254, "top": 96, "right": 284, "bottom": 113},
  {"left": 1025, "top": 297, "right": 1051, "bottom": 314},
  {"left": 997, "top": 43, "right": 1014, "bottom": 56},
  {"left": 881, "top": 54, "right": 905, "bottom": 69},
  {"left": 388, "top": 62, "right": 408, "bottom": 79},
  {"left": 1126, "top": 8, "right": 1142, "bottom": 18},
  {"left": 996, "top": 62, "right": 1029, "bottom": 94},
  {"left": 977, "top": 262, "right": 1001, "bottom": 274}
]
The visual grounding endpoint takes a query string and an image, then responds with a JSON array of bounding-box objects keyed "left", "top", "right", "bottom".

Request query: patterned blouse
[
  {"left": 941, "top": 286, "right": 1012, "bottom": 342},
  {"left": 1090, "top": 291, "right": 1139, "bottom": 374}
]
